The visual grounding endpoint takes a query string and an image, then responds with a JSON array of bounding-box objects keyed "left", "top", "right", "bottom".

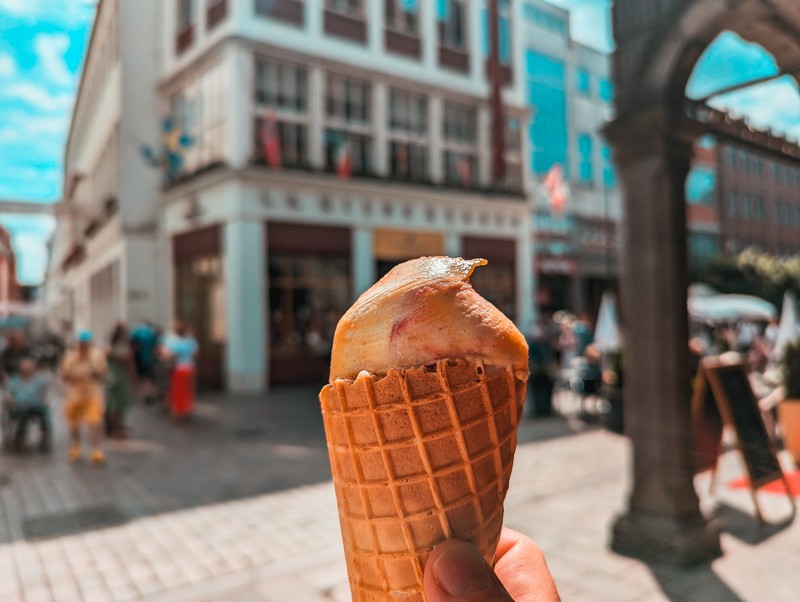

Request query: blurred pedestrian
[
  {"left": 130, "top": 321, "right": 160, "bottom": 405},
  {"left": 60, "top": 330, "right": 108, "bottom": 465},
  {"left": 557, "top": 316, "right": 578, "bottom": 371},
  {"left": 0, "top": 331, "right": 31, "bottom": 383},
  {"left": 161, "top": 321, "right": 198, "bottom": 419},
  {"left": 3, "top": 357, "right": 50, "bottom": 452},
  {"left": 105, "top": 323, "right": 134, "bottom": 438},
  {"left": 764, "top": 316, "right": 779, "bottom": 348}
]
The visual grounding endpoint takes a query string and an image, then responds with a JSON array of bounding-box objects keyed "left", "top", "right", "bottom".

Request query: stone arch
[{"left": 607, "top": 0, "right": 800, "bottom": 565}]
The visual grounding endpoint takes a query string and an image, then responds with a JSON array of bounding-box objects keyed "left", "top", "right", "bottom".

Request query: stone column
[
  {"left": 445, "top": 232, "right": 462, "bottom": 258},
  {"left": 228, "top": 42, "right": 253, "bottom": 169},
  {"left": 372, "top": 82, "right": 389, "bottom": 177},
  {"left": 352, "top": 227, "right": 375, "bottom": 298},
  {"left": 224, "top": 220, "right": 266, "bottom": 392},
  {"left": 516, "top": 229, "right": 534, "bottom": 330},
  {"left": 606, "top": 109, "right": 720, "bottom": 565},
  {"left": 429, "top": 95, "right": 444, "bottom": 184},
  {"left": 308, "top": 65, "right": 325, "bottom": 170}
]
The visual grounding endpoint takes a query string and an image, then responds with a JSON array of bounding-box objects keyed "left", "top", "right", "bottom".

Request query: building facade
[
  {"left": 686, "top": 137, "right": 720, "bottom": 263},
  {"left": 521, "top": 0, "right": 621, "bottom": 315},
  {"left": 52, "top": 0, "right": 535, "bottom": 392},
  {"left": 0, "top": 226, "right": 20, "bottom": 312},
  {"left": 717, "top": 133, "right": 800, "bottom": 257}
]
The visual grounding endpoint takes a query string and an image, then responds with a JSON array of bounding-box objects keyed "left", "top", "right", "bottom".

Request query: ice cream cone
[{"left": 320, "top": 357, "right": 526, "bottom": 601}]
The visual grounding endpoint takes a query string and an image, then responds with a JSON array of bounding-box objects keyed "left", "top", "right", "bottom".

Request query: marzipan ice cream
[{"left": 319, "top": 256, "right": 529, "bottom": 601}]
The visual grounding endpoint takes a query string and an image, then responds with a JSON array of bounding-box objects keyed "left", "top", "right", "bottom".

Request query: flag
[
  {"left": 456, "top": 155, "right": 472, "bottom": 186},
  {"left": 543, "top": 164, "right": 568, "bottom": 214},
  {"left": 261, "top": 110, "right": 282, "bottom": 168},
  {"left": 336, "top": 137, "right": 351, "bottom": 179}
]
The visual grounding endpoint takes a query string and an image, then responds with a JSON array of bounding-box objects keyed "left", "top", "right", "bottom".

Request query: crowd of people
[{"left": 0, "top": 321, "right": 198, "bottom": 465}]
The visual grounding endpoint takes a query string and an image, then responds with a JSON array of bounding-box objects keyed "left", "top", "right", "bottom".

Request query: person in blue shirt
[{"left": 3, "top": 357, "right": 50, "bottom": 452}]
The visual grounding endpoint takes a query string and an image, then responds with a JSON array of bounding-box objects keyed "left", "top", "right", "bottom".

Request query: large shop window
[
  {"left": 267, "top": 223, "right": 352, "bottom": 384},
  {"left": 325, "top": 74, "right": 372, "bottom": 176},
  {"left": 388, "top": 89, "right": 429, "bottom": 182},
  {"left": 173, "top": 226, "right": 225, "bottom": 390},
  {"left": 254, "top": 59, "right": 309, "bottom": 167},
  {"left": 463, "top": 236, "right": 517, "bottom": 322},
  {"left": 442, "top": 102, "right": 478, "bottom": 187}
]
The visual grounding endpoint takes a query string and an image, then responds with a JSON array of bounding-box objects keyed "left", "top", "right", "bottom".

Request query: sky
[{"left": 0, "top": 0, "right": 798, "bottom": 285}]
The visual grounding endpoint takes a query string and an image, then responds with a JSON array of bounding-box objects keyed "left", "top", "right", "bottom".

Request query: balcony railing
[
  {"left": 206, "top": 0, "right": 228, "bottom": 30},
  {"left": 175, "top": 25, "right": 194, "bottom": 55},
  {"left": 385, "top": 29, "right": 421, "bottom": 59},
  {"left": 255, "top": 0, "right": 304, "bottom": 26},
  {"left": 324, "top": 9, "right": 367, "bottom": 43}
]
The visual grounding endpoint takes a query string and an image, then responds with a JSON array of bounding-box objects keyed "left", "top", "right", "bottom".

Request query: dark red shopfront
[
  {"left": 462, "top": 236, "right": 517, "bottom": 322},
  {"left": 267, "top": 222, "right": 352, "bottom": 385}
]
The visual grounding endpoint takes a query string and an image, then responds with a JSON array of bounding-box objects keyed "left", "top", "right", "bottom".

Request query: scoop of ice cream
[{"left": 329, "top": 256, "right": 528, "bottom": 381}]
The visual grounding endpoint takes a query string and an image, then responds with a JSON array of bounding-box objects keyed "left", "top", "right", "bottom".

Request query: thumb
[{"left": 424, "top": 539, "right": 514, "bottom": 602}]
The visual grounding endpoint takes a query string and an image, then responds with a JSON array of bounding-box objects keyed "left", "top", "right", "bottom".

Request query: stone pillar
[
  {"left": 606, "top": 109, "right": 720, "bottom": 565},
  {"left": 228, "top": 43, "right": 253, "bottom": 169},
  {"left": 353, "top": 227, "right": 375, "bottom": 298},
  {"left": 444, "top": 232, "right": 462, "bottom": 258},
  {"left": 420, "top": 0, "right": 437, "bottom": 70},
  {"left": 224, "top": 220, "right": 266, "bottom": 392}
]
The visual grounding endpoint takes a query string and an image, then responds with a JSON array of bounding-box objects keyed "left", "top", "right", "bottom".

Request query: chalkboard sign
[{"left": 693, "top": 358, "right": 784, "bottom": 489}]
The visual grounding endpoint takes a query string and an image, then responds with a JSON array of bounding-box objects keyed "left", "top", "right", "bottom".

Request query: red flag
[
  {"left": 543, "top": 164, "right": 568, "bottom": 214},
  {"left": 336, "top": 138, "right": 351, "bottom": 179},
  {"left": 456, "top": 155, "right": 472, "bottom": 186},
  {"left": 261, "top": 111, "right": 281, "bottom": 168}
]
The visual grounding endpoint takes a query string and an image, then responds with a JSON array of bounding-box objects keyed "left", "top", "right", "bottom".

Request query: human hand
[{"left": 423, "top": 528, "right": 560, "bottom": 602}]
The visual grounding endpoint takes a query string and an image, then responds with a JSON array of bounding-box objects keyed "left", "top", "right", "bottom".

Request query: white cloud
[
  {"left": 0, "top": 52, "right": 16, "bottom": 78},
  {"left": 5, "top": 82, "right": 74, "bottom": 112},
  {"left": 7, "top": 229, "right": 53, "bottom": 285},
  {"left": 0, "top": 0, "right": 96, "bottom": 26},
  {"left": 34, "top": 33, "right": 73, "bottom": 87}
]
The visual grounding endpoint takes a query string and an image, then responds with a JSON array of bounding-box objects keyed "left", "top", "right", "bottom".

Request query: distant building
[
  {"left": 716, "top": 131, "right": 800, "bottom": 256},
  {"left": 0, "top": 225, "right": 21, "bottom": 310},
  {"left": 521, "top": 0, "right": 621, "bottom": 315},
  {"left": 50, "top": 0, "right": 534, "bottom": 392}
]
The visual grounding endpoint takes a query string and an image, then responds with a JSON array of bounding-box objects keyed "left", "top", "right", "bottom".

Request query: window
[
  {"left": 577, "top": 134, "right": 593, "bottom": 183},
  {"left": 504, "top": 116, "right": 522, "bottom": 190},
  {"left": 254, "top": 59, "right": 307, "bottom": 112},
  {"left": 601, "top": 144, "right": 616, "bottom": 188},
  {"left": 481, "top": 0, "right": 511, "bottom": 64},
  {"left": 575, "top": 68, "right": 590, "bottom": 96},
  {"left": 385, "top": 0, "right": 418, "bottom": 36},
  {"left": 727, "top": 190, "right": 737, "bottom": 217},
  {"left": 742, "top": 193, "right": 752, "bottom": 219},
  {"left": 526, "top": 50, "right": 568, "bottom": 176},
  {"left": 753, "top": 156, "right": 763, "bottom": 174},
  {"left": 253, "top": 58, "right": 309, "bottom": 166},
  {"left": 442, "top": 102, "right": 477, "bottom": 187},
  {"left": 326, "top": 74, "right": 370, "bottom": 124},
  {"left": 388, "top": 89, "right": 428, "bottom": 182},
  {"left": 324, "top": 74, "right": 372, "bottom": 176},
  {"left": 206, "top": 0, "right": 227, "bottom": 30},
  {"left": 775, "top": 200, "right": 782, "bottom": 225},
  {"left": 326, "top": 0, "right": 363, "bottom": 17},
  {"left": 726, "top": 146, "right": 736, "bottom": 169},
  {"left": 599, "top": 78, "right": 613, "bottom": 102},
  {"left": 438, "top": 0, "right": 467, "bottom": 49},
  {"left": 178, "top": 0, "right": 194, "bottom": 30},
  {"left": 785, "top": 202, "right": 792, "bottom": 225},
  {"left": 754, "top": 196, "right": 765, "bottom": 221}
]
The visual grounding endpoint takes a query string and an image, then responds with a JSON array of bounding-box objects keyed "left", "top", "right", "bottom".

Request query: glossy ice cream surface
[{"left": 329, "top": 256, "right": 528, "bottom": 381}]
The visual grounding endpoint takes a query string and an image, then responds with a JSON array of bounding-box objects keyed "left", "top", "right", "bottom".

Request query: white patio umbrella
[
  {"left": 687, "top": 294, "right": 776, "bottom": 323},
  {"left": 593, "top": 291, "right": 622, "bottom": 353},
  {"left": 773, "top": 290, "right": 798, "bottom": 360}
]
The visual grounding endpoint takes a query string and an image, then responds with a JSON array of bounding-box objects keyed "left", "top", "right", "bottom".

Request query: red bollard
[{"left": 170, "top": 365, "right": 195, "bottom": 419}]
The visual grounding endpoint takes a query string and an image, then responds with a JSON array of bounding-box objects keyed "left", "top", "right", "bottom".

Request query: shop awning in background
[{"left": 688, "top": 293, "right": 777, "bottom": 323}]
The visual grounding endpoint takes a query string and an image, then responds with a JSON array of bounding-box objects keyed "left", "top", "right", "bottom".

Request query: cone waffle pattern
[{"left": 319, "top": 358, "right": 526, "bottom": 601}]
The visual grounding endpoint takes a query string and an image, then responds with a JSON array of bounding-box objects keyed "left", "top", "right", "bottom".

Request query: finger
[
  {"left": 424, "top": 539, "right": 515, "bottom": 602},
  {"left": 494, "top": 528, "right": 560, "bottom": 602}
]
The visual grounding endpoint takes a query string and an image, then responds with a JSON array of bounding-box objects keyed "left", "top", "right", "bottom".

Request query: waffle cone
[{"left": 319, "top": 358, "right": 527, "bottom": 601}]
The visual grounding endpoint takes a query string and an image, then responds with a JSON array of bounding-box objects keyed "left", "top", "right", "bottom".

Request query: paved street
[{"left": 0, "top": 386, "right": 797, "bottom": 601}]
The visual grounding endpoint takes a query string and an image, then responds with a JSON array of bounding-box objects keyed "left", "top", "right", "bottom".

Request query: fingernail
[{"left": 432, "top": 540, "right": 494, "bottom": 596}]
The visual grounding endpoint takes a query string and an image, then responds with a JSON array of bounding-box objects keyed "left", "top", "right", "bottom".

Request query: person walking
[
  {"left": 0, "top": 331, "right": 31, "bottom": 383},
  {"left": 3, "top": 357, "right": 50, "bottom": 452},
  {"left": 60, "top": 330, "right": 108, "bottom": 465},
  {"left": 161, "top": 321, "right": 198, "bottom": 419},
  {"left": 130, "top": 322, "right": 160, "bottom": 405},
  {"left": 105, "top": 323, "right": 135, "bottom": 438}
]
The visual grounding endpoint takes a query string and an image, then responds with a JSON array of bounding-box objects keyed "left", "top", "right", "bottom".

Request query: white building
[
  {"left": 522, "top": 0, "right": 621, "bottom": 314},
  {"left": 51, "top": 0, "right": 535, "bottom": 392}
]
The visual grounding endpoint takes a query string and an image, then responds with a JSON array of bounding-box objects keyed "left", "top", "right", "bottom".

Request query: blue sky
[{"left": 0, "top": 0, "right": 798, "bottom": 284}]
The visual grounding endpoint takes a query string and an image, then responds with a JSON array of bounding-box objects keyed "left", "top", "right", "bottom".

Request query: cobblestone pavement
[{"left": 0, "top": 384, "right": 797, "bottom": 601}]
